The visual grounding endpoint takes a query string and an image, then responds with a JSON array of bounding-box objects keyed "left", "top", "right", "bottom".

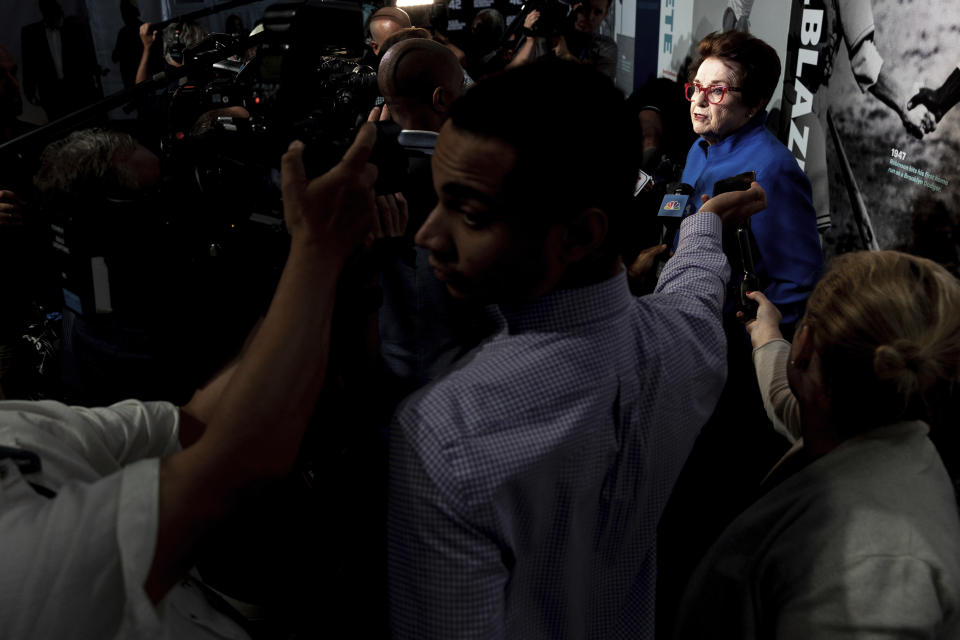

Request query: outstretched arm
[
  {"left": 506, "top": 11, "right": 541, "bottom": 69},
  {"left": 655, "top": 182, "right": 767, "bottom": 311},
  {"left": 742, "top": 290, "right": 801, "bottom": 441},
  {"left": 640, "top": 185, "right": 767, "bottom": 428}
]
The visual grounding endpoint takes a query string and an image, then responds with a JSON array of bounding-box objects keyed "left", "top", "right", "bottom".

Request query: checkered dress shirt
[{"left": 388, "top": 212, "right": 730, "bottom": 639}]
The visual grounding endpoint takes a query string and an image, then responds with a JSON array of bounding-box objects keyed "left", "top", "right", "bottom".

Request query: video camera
[
  {"left": 524, "top": 0, "right": 576, "bottom": 38},
  {"left": 47, "top": 0, "right": 385, "bottom": 321},
  {"left": 167, "top": 0, "right": 379, "bottom": 182}
]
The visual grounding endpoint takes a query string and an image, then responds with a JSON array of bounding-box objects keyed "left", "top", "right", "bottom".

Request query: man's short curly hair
[
  {"left": 450, "top": 59, "right": 635, "bottom": 218},
  {"left": 448, "top": 59, "right": 637, "bottom": 262}
]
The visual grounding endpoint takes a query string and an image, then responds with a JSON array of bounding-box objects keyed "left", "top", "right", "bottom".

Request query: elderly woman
[
  {"left": 675, "top": 250, "right": 960, "bottom": 638},
  {"left": 682, "top": 31, "right": 822, "bottom": 330}
]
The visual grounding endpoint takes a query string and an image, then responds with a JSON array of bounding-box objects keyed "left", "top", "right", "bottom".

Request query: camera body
[
  {"left": 56, "top": 1, "right": 383, "bottom": 320},
  {"left": 169, "top": 0, "right": 380, "bottom": 248},
  {"left": 526, "top": 0, "right": 575, "bottom": 38}
]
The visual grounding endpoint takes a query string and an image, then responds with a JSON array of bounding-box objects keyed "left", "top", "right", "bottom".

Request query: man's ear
[
  {"left": 561, "top": 207, "right": 608, "bottom": 263},
  {"left": 432, "top": 87, "right": 451, "bottom": 114}
]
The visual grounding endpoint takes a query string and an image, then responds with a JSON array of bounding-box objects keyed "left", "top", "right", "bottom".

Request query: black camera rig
[{"left": 1, "top": 0, "right": 385, "bottom": 321}]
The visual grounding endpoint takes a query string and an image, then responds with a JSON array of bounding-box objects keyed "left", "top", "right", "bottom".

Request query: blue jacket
[{"left": 681, "top": 114, "right": 823, "bottom": 325}]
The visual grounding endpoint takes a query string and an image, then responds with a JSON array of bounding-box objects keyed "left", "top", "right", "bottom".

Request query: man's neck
[
  {"left": 388, "top": 101, "right": 444, "bottom": 133},
  {"left": 557, "top": 257, "right": 622, "bottom": 291},
  {"left": 399, "top": 113, "right": 443, "bottom": 133}
]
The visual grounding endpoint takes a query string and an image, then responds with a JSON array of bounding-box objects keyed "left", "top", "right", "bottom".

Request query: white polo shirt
[{"left": 0, "top": 399, "right": 249, "bottom": 639}]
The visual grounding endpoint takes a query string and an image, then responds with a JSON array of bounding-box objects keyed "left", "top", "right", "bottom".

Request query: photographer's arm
[
  {"left": 551, "top": 36, "right": 579, "bottom": 63},
  {"left": 178, "top": 316, "right": 263, "bottom": 447},
  {"left": 144, "top": 126, "right": 378, "bottom": 602},
  {"left": 135, "top": 23, "right": 156, "bottom": 84},
  {"left": 507, "top": 38, "right": 536, "bottom": 68},
  {"left": 506, "top": 10, "right": 541, "bottom": 69}
]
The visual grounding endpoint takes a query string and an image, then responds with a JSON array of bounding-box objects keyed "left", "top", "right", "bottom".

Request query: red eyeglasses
[{"left": 684, "top": 82, "right": 742, "bottom": 104}]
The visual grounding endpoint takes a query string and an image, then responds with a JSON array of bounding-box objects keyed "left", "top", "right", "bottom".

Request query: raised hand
[
  {"left": 740, "top": 290, "right": 783, "bottom": 348},
  {"left": 281, "top": 124, "right": 379, "bottom": 263},
  {"left": 139, "top": 22, "right": 156, "bottom": 49},
  {"left": 524, "top": 9, "right": 541, "bottom": 30},
  {"left": 698, "top": 181, "right": 767, "bottom": 225}
]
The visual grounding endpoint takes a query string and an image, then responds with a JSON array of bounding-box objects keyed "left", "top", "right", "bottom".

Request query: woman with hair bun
[{"left": 674, "top": 250, "right": 960, "bottom": 639}]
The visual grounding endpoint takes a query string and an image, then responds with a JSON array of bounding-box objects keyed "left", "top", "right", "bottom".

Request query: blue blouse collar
[{"left": 697, "top": 111, "right": 768, "bottom": 156}]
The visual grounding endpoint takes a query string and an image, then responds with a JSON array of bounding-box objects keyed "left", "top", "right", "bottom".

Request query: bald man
[
  {"left": 368, "top": 7, "right": 412, "bottom": 57},
  {"left": 377, "top": 38, "right": 463, "bottom": 132},
  {"left": 373, "top": 38, "right": 487, "bottom": 396}
]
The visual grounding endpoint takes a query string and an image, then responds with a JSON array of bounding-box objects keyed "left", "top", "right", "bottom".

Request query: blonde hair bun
[
  {"left": 873, "top": 340, "right": 938, "bottom": 397},
  {"left": 803, "top": 251, "right": 960, "bottom": 430}
]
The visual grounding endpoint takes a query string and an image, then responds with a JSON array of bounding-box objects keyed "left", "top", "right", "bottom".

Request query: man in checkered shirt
[{"left": 387, "top": 59, "right": 767, "bottom": 639}]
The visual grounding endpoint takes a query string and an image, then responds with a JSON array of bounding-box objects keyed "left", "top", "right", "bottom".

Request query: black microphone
[
  {"left": 736, "top": 222, "right": 760, "bottom": 321},
  {"left": 711, "top": 171, "right": 760, "bottom": 322}
]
